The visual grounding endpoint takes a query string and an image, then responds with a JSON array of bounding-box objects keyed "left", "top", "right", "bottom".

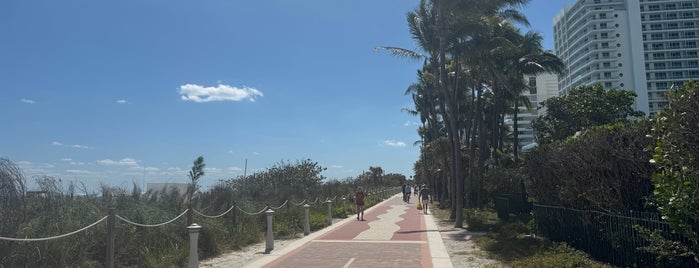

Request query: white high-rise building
[
  {"left": 507, "top": 73, "right": 559, "bottom": 150},
  {"left": 554, "top": 0, "right": 699, "bottom": 116}
]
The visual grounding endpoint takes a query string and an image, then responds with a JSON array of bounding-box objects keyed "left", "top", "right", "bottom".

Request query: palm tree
[{"left": 503, "top": 31, "right": 564, "bottom": 160}]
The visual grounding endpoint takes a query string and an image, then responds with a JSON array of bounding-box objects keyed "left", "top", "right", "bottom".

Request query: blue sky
[{"left": 1, "top": 0, "right": 575, "bottom": 191}]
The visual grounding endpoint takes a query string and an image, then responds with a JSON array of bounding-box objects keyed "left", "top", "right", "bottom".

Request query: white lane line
[{"left": 343, "top": 257, "right": 356, "bottom": 268}]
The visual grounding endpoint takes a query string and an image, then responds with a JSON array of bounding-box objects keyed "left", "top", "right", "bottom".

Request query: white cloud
[
  {"left": 52, "top": 141, "right": 90, "bottom": 149},
  {"left": 116, "top": 99, "right": 128, "bottom": 104},
  {"left": 330, "top": 165, "right": 343, "bottom": 169},
  {"left": 97, "top": 158, "right": 139, "bottom": 166},
  {"left": 66, "top": 169, "right": 91, "bottom": 175},
  {"left": 403, "top": 121, "right": 420, "bottom": 127},
  {"left": 61, "top": 158, "right": 72, "bottom": 161},
  {"left": 179, "top": 83, "right": 263, "bottom": 103},
  {"left": 384, "top": 140, "right": 407, "bottom": 147},
  {"left": 20, "top": 98, "right": 35, "bottom": 104},
  {"left": 144, "top": 167, "right": 159, "bottom": 172},
  {"left": 228, "top": 166, "right": 243, "bottom": 172}
]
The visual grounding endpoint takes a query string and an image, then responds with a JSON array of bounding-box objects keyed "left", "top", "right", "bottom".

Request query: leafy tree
[
  {"left": 532, "top": 84, "right": 644, "bottom": 144},
  {"left": 524, "top": 120, "right": 655, "bottom": 213},
  {"left": 650, "top": 80, "right": 699, "bottom": 259},
  {"left": 226, "top": 159, "right": 326, "bottom": 205}
]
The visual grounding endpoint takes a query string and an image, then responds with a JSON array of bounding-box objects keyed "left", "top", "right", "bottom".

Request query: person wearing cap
[{"left": 418, "top": 184, "right": 430, "bottom": 214}]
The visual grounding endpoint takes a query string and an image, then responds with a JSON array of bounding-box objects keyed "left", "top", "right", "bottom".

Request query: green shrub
[
  {"left": 308, "top": 212, "right": 328, "bottom": 231},
  {"left": 511, "top": 243, "right": 610, "bottom": 268}
]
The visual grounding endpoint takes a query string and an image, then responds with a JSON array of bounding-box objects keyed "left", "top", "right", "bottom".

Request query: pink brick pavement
[{"left": 261, "top": 195, "right": 434, "bottom": 268}]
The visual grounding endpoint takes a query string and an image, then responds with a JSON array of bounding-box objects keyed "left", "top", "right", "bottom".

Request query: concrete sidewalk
[{"left": 244, "top": 194, "right": 453, "bottom": 268}]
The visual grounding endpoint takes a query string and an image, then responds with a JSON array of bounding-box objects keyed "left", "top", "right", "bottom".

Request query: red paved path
[{"left": 254, "top": 194, "right": 438, "bottom": 268}]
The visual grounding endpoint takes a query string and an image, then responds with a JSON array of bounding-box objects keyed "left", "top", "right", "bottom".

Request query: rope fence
[
  {"left": 117, "top": 209, "right": 190, "bottom": 228},
  {"left": 0, "top": 216, "right": 108, "bottom": 242},
  {"left": 0, "top": 187, "right": 399, "bottom": 268}
]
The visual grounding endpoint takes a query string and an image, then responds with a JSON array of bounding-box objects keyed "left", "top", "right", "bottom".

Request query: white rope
[
  {"left": 192, "top": 205, "right": 236, "bottom": 219},
  {"left": 269, "top": 200, "right": 288, "bottom": 210},
  {"left": 0, "top": 216, "right": 108, "bottom": 242},
  {"left": 307, "top": 197, "right": 320, "bottom": 204},
  {"left": 236, "top": 206, "right": 269, "bottom": 216},
  {"left": 290, "top": 199, "right": 307, "bottom": 206},
  {"left": 116, "top": 209, "right": 189, "bottom": 228}
]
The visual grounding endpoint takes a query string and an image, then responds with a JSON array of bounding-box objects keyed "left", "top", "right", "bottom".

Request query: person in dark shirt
[{"left": 418, "top": 185, "right": 430, "bottom": 214}]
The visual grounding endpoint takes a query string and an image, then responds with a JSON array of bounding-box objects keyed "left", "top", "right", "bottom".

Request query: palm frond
[{"left": 374, "top": 46, "right": 425, "bottom": 61}]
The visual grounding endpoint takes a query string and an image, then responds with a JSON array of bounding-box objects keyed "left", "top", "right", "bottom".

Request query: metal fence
[{"left": 533, "top": 204, "right": 698, "bottom": 268}]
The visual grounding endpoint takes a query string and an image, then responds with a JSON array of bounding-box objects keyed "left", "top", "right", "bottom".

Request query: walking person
[
  {"left": 355, "top": 187, "right": 365, "bottom": 221},
  {"left": 402, "top": 184, "right": 408, "bottom": 203},
  {"left": 404, "top": 184, "right": 411, "bottom": 203},
  {"left": 418, "top": 184, "right": 430, "bottom": 214}
]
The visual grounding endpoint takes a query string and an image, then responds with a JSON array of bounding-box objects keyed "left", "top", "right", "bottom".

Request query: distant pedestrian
[
  {"left": 404, "top": 184, "right": 411, "bottom": 203},
  {"left": 418, "top": 184, "right": 430, "bottom": 214},
  {"left": 355, "top": 187, "right": 365, "bottom": 221}
]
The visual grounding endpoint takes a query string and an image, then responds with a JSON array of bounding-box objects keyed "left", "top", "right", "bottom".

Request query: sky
[{"left": 1, "top": 0, "right": 576, "bottom": 192}]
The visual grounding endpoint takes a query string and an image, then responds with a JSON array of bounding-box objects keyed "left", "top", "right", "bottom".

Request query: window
[
  {"left": 604, "top": 72, "right": 612, "bottom": 78},
  {"left": 668, "top": 32, "right": 679, "bottom": 39},
  {"left": 683, "top": 13, "right": 694, "bottom": 19},
  {"left": 656, "top": 73, "right": 667, "bottom": 79},
  {"left": 651, "top": 24, "right": 662, "bottom": 30},
  {"left": 651, "top": 33, "right": 663, "bottom": 40},
  {"left": 671, "top": 62, "right": 682, "bottom": 69},
  {"left": 686, "top": 32, "right": 696, "bottom": 39},
  {"left": 657, "top": 82, "right": 668, "bottom": 90},
  {"left": 601, "top": 33, "right": 608, "bottom": 38},
  {"left": 649, "top": 14, "right": 661, "bottom": 21},
  {"left": 528, "top": 76, "right": 537, "bottom": 87},
  {"left": 668, "top": 23, "right": 679, "bottom": 29},
  {"left": 683, "top": 3, "right": 693, "bottom": 9},
  {"left": 684, "top": 22, "right": 695, "bottom": 29},
  {"left": 688, "top": 61, "right": 699, "bottom": 68},
  {"left": 602, "top": 52, "right": 610, "bottom": 58},
  {"left": 648, "top": 5, "right": 660, "bottom": 11},
  {"left": 686, "top": 41, "right": 697, "bottom": 48},
  {"left": 603, "top": 62, "right": 611, "bottom": 68},
  {"left": 602, "top": 42, "right": 609, "bottom": 48},
  {"left": 688, "top": 51, "right": 698, "bottom": 58},
  {"left": 667, "top": 13, "right": 677, "bottom": 20},
  {"left": 600, "top": 22, "right": 608, "bottom": 29},
  {"left": 652, "top": 43, "right": 664, "bottom": 50},
  {"left": 670, "top": 52, "right": 681, "bottom": 59},
  {"left": 669, "top": 42, "right": 680, "bottom": 49},
  {"left": 666, "top": 4, "right": 676, "bottom": 10},
  {"left": 654, "top": 63, "right": 666, "bottom": 69},
  {"left": 653, "top": 53, "right": 665, "bottom": 60},
  {"left": 671, "top": 72, "right": 683, "bottom": 79},
  {"left": 605, "top": 82, "right": 612, "bottom": 88}
]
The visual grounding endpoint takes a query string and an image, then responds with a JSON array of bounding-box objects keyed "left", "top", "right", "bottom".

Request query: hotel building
[{"left": 553, "top": 0, "right": 699, "bottom": 115}]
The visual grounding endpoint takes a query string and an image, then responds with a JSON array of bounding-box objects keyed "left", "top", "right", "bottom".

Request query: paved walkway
[{"left": 244, "top": 194, "right": 453, "bottom": 268}]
